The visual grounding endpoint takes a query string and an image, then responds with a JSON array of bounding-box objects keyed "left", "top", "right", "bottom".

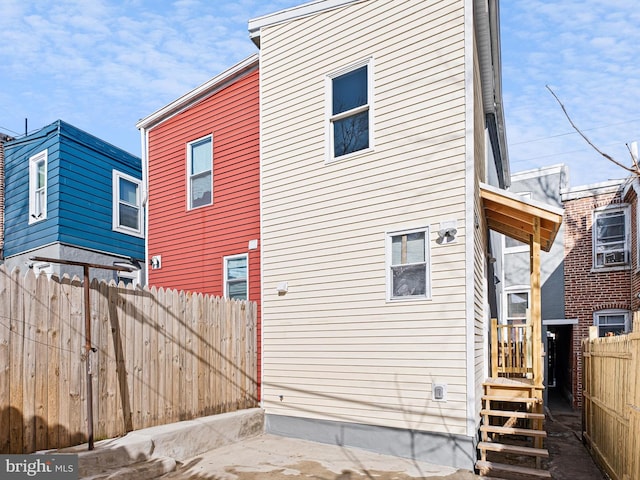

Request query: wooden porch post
[{"left": 530, "top": 217, "right": 543, "bottom": 389}]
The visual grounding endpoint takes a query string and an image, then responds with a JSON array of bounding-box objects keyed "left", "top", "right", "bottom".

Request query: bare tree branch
[
  {"left": 546, "top": 84, "right": 639, "bottom": 177},
  {"left": 626, "top": 142, "right": 639, "bottom": 171}
]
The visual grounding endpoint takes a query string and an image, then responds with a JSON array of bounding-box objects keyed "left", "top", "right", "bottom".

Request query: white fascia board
[
  {"left": 511, "top": 164, "right": 567, "bottom": 182},
  {"left": 136, "top": 54, "right": 259, "bottom": 131},
  {"left": 543, "top": 318, "right": 579, "bottom": 326},
  {"left": 481, "top": 182, "right": 565, "bottom": 217},
  {"left": 560, "top": 179, "right": 627, "bottom": 201},
  {"left": 248, "top": 0, "right": 363, "bottom": 42}
]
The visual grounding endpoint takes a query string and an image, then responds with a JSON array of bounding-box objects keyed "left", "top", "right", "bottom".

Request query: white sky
[{"left": 1, "top": 0, "right": 639, "bottom": 188}]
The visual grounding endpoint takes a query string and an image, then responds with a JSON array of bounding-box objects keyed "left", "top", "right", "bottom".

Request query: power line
[
  {"left": 0, "top": 125, "right": 22, "bottom": 136},
  {"left": 510, "top": 118, "right": 640, "bottom": 146}
]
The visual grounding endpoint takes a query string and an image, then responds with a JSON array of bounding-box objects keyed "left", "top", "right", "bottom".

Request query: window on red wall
[
  {"left": 224, "top": 254, "right": 248, "bottom": 300},
  {"left": 187, "top": 135, "right": 213, "bottom": 209}
]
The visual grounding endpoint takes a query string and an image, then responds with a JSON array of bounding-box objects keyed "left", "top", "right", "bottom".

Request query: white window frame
[
  {"left": 186, "top": 134, "right": 213, "bottom": 210},
  {"left": 112, "top": 170, "right": 143, "bottom": 237},
  {"left": 117, "top": 268, "right": 141, "bottom": 287},
  {"left": 594, "top": 309, "right": 630, "bottom": 337},
  {"left": 223, "top": 254, "right": 248, "bottom": 300},
  {"left": 385, "top": 226, "right": 431, "bottom": 302},
  {"left": 504, "top": 287, "right": 530, "bottom": 325},
  {"left": 28, "top": 149, "right": 47, "bottom": 224},
  {"left": 325, "top": 57, "right": 374, "bottom": 162},
  {"left": 592, "top": 205, "right": 630, "bottom": 269}
]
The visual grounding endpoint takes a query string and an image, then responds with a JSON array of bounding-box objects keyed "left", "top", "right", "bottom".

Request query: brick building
[{"left": 562, "top": 178, "right": 637, "bottom": 408}]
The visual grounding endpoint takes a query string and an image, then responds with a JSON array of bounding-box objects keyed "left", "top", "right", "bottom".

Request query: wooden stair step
[
  {"left": 480, "top": 425, "right": 547, "bottom": 437},
  {"left": 481, "top": 409, "right": 545, "bottom": 420},
  {"left": 483, "top": 395, "right": 541, "bottom": 403},
  {"left": 476, "top": 460, "right": 551, "bottom": 478},
  {"left": 478, "top": 441, "right": 549, "bottom": 458}
]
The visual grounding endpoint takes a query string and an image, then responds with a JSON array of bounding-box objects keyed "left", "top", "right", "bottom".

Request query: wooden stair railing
[{"left": 491, "top": 318, "right": 533, "bottom": 379}]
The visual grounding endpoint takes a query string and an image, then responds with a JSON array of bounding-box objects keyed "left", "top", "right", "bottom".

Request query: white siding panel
[{"left": 260, "top": 0, "right": 470, "bottom": 435}]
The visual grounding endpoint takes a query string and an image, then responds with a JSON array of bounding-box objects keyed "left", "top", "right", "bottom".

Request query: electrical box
[{"left": 432, "top": 383, "right": 447, "bottom": 402}]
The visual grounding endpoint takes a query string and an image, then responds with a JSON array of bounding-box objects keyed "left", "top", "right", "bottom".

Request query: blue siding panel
[
  {"left": 3, "top": 120, "right": 143, "bottom": 260},
  {"left": 4, "top": 124, "right": 60, "bottom": 256}
]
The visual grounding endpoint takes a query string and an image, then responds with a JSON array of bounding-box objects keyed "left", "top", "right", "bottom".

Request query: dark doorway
[{"left": 546, "top": 324, "right": 573, "bottom": 407}]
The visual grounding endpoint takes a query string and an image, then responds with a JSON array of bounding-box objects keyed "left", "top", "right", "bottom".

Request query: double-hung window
[
  {"left": 594, "top": 309, "right": 629, "bottom": 336},
  {"left": 327, "top": 58, "right": 373, "bottom": 160},
  {"left": 187, "top": 135, "right": 213, "bottom": 209},
  {"left": 386, "top": 228, "right": 430, "bottom": 301},
  {"left": 506, "top": 289, "right": 529, "bottom": 325},
  {"left": 224, "top": 254, "right": 248, "bottom": 300},
  {"left": 593, "top": 206, "right": 629, "bottom": 268},
  {"left": 28, "top": 150, "right": 47, "bottom": 223},
  {"left": 113, "top": 171, "right": 143, "bottom": 236}
]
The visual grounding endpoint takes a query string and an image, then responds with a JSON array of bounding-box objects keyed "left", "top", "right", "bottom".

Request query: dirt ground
[{"left": 545, "top": 395, "right": 607, "bottom": 480}]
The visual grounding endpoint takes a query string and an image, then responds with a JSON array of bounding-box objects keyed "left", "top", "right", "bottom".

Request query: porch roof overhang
[{"left": 480, "top": 182, "right": 563, "bottom": 252}]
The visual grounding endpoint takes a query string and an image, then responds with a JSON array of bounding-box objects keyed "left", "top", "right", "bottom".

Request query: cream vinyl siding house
[{"left": 251, "top": 0, "right": 507, "bottom": 469}]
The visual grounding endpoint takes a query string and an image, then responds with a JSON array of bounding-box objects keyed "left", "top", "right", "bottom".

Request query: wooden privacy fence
[
  {"left": 0, "top": 265, "right": 258, "bottom": 454},
  {"left": 582, "top": 316, "right": 640, "bottom": 480}
]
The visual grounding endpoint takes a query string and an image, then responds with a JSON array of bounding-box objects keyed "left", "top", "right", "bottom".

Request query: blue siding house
[{"left": 2, "top": 120, "right": 144, "bottom": 283}]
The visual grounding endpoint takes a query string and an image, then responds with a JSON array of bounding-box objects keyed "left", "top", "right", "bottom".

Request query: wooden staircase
[{"left": 476, "top": 378, "right": 551, "bottom": 479}]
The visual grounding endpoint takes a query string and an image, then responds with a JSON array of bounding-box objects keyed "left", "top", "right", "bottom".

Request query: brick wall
[{"left": 564, "top": 186, "right": 632, "bottom": 408}]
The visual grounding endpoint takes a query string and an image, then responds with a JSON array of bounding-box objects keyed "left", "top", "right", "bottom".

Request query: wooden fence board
[
  {"left": 57, "top": 275, "right": 72, "bottom": 449},
  {"left": 34, "top": 273, "right": 49, "bottom": 450},
  {"left": 0, "top": 267, "right": 11, "bottom": 452},
  {"left": 0, "top": 265, "right": 257, "bottom": 454},
  {"left": 583, "top": 318, "right": 640, "bottom": 480},
  {"left": 9, "top": 268, "right": 24, "bottom": 453},
  {"left": 47, "top": 274, "right": 61, "bottom": 448},
  {"left": 22, "top": 271, "right": 37, "bottom": 453}
]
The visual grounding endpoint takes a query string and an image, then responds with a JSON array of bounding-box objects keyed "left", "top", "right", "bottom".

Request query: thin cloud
[{"left": 502, "top": 0, "right": 640, "bottom": 185}]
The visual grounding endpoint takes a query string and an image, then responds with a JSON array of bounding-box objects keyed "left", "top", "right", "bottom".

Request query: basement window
[{"left": 594, "top": 310, "right": 629, "bottom": 337}]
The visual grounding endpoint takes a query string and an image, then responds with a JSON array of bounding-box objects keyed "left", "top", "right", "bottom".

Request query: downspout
[
  {"left": 139, "top": 127, "right": 149, "bottom": 285},
  {"left": 0, "top": 138, "right": 4, "bottom": 260}
]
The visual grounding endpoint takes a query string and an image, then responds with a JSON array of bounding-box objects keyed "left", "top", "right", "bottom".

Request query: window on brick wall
[
  {"left": 593, "top": 206, "right": 629, "bottom": 268},
  {"left": 594, "top": 309, "right": 629, "bottom": 336}
]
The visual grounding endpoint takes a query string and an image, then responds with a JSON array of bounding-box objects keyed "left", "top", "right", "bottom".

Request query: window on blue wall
[
  {"left": 224, "top": 254, "right": 248, "bottom": 300},
  {"left": 113, "top": 170, "right": 143, "bottom": 236},
  {"left": 28, "top": 149, "right": 47, "bottom": 224},
  {"left": 326, "top": 58, "right": 373, "bottom": 161},
  {"left": 187, "top": 135, "right": 213, "bottom": 209}
]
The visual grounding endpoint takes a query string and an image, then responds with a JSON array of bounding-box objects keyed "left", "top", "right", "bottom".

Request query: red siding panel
[{"left": 146, "top": 67, "right": 261, "bottom": 393}]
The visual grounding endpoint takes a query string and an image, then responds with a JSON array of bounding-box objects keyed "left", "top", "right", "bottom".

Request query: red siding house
[{"left": 136, "top": 54, "right": 261, "bottom": 381}]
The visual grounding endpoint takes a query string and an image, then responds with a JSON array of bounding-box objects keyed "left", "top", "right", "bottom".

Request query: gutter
[{"left": 474, "top": 0, "right": 510, "bottom": 188}]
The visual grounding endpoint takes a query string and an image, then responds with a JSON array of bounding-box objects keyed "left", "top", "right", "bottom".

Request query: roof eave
[
  {"left": 248, "top": 0, "right": 364, "bottom": 47},
  {"left": 480, "top": 182, "right": 564, "bottom": 252}
]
